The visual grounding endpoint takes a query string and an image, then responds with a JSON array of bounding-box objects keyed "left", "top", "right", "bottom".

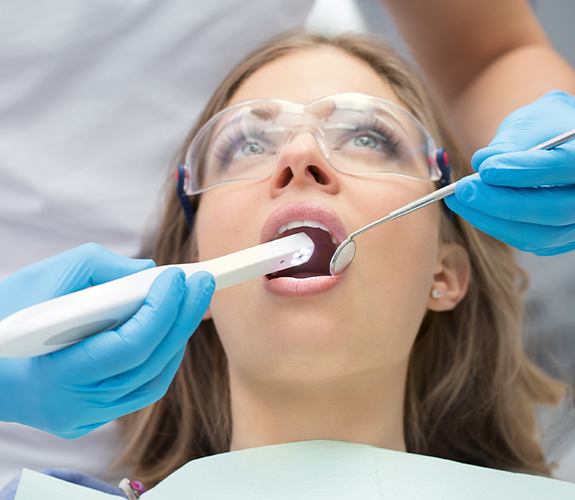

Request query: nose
[{"left": 269, "top": 131, "right": 340, "bottom": 197}]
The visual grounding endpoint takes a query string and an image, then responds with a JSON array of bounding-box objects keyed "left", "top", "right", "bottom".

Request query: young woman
[{"left": 119, "top": 31, "right": 565, "bottom": 487}]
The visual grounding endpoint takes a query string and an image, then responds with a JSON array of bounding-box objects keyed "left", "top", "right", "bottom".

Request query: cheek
[
  {"left": 371, "top": 183, "right": 439, "bottom": 284},
  {"left": 349, "top": 178, "right": 440, "bottom": 268},
  {"left": 364, "top": 209, "right": 439, "bottom": 292},
  {"left": 346, "top": 181, "right": 441, "bottom": 343},
  {"left": 351, "top": 213, "right": 439, "bottom": 364},
  {"left": 195, "top": 187, "right": 261, "bottom": 260},
  {"left": 194, "top": 186, "right": 267, "bottom": 353}
]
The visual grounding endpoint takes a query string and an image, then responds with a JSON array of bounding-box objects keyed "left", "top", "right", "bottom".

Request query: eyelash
[
  {"left": 213, "top": 123, "right": 268, "bottom": 168},
  {"left": 212, "top": 116, "right": 402, "bottom": 168},
  {"left": 348, "top": 118, "right": 401, "bottom": 156}
]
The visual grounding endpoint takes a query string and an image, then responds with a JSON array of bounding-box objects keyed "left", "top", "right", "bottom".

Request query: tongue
[{"left": 267, "top": 227, "right": 337, "bottom": 279}]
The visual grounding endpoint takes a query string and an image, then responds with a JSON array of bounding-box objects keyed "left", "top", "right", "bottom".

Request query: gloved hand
[
  {"left": 0, "top": 243, "right": 214, "bottom": 438},
  {"left": 445, "top": 90, "right": 575, "bottom": 255}
]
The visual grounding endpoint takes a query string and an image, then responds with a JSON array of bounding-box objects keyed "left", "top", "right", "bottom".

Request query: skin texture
[
  {"left": 380, "top": 0, "right": 575, "bottom": 155},
  {"left": 194, "top": 47, "right": 470, "bottom": 453}
]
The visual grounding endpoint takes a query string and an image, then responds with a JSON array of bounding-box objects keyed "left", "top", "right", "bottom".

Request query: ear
[{"left": 427, "top": 243, "right": 471, "bottom": 312}]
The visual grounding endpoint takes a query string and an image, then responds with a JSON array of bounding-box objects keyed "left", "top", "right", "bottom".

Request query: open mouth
[{"left": 267, "top": 221, "right": 339, "bottom": 279}]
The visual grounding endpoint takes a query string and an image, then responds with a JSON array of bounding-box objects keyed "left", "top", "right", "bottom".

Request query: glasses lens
[
  {"left": 318, "top": 96, "right": 433, "bottom": 180},
  {"left": 187, "top": 95, "right": 437, "bottom": 194},
  {"left": 189, "top": 104, "right": 283, "bottom": 193}
]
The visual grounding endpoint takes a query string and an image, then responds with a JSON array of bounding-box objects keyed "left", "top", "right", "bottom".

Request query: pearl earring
[{"left": 431, "top": 289, "right": 441, "bottom": 299}]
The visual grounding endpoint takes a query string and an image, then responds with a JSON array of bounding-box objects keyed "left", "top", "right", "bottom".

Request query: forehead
[{"left": 229, "top": 46, "right": 404, "bottom": 108}]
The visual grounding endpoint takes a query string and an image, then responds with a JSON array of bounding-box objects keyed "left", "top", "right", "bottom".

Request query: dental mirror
[
  {"left": 330, "top": 237, "right": 356, "bottom": 275},
  {"left": 330, "top": 127, "right": 575, "bottom": 276}
]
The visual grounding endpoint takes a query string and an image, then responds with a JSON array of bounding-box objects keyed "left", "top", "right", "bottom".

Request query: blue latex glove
[
  {"left": 0, "top": 243, "right": 215, "bottom": 438},
  {"left": 445, "top": 90, "right": 575, "bottom": 255}
]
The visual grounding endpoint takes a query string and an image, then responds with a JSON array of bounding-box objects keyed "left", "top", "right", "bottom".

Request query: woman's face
[{"left": 195, "top": 47, "right": 447, "bottom": 384}]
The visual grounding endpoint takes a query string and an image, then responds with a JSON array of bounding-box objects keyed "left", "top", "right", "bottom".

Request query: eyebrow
[{"left": 250, "top": 106, "right": 281, "bottom": 121}]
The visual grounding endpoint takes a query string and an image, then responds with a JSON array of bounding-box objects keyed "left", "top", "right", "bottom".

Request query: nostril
[
  {"left": 277, "top": 168, "right": 294, "bottom": 188},
  {"left": 307, "top": 166, "right": 327, "bottom": 185}
]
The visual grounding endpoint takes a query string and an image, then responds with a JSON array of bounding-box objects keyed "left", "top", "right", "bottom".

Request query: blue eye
[
  {"left": 239, "top": 142, "right": 265, "bottom": 156},
  {"left": 354, "top": 135, "right": 378, "bottom": 149}
]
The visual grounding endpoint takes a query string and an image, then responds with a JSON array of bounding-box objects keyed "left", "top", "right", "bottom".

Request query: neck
[{"left": 228, "top": 365, "right": 407, "bottom": 453}]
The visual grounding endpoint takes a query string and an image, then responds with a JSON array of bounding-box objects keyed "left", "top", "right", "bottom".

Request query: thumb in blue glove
[
  {"left": 445, "top": 90, "right": 575, "bottom": 255},
  {"left": 0, "top": 243, "right": 215, "bottom": 438}
]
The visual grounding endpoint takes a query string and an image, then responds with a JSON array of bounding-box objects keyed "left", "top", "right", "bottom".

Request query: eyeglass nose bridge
[{"left": 275, "top": 123, "right": 334, "bottom": 168}]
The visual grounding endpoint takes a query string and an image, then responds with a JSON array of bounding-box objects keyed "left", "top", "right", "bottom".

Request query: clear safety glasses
[{"left": 181, "top": 93, "right": 444, "bottom": 195}]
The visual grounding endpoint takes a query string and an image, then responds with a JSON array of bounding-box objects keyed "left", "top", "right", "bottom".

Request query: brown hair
[{"left": 119, "top": 31, "right": 565, "bottom": 486}]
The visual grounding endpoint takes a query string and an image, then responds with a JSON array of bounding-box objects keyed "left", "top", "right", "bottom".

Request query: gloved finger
[
  {"left": 56, "top": 421, "right": 111, "bottom": 440},
  {"left": 455, "top": 175, "right": 575, "bottom": 226},
  {"left": 96, "top": 272, "right": 214, "bottom": 397},
  {"left": 471, "top": 91, "right": 575, "bottom": 168},
  {"left": 475, "top": 147, "right": 575, "bottom": 188},
  {"left": 445, "top": 195, "right": 575, "bottom": 255},
  {"left": 472, "top": 123, "right": 575, "bottom": 166},
  {"left": 534, "top": 240, "right": 575, "bottom": 256},
  {"left": 107, "top": 346, "right": 186, "bottom": 412},
  {"left": 80, "top": 347, "right": 187, "bottom": 426},
  {"left": 56, "top": 243, "right": 155, "bottom": 291},
  {"left": 0, "top": 244, "right": 154, "bottom": 317},
  {"left": 57, "top": 267, "right": 187, "bottom": 380}
]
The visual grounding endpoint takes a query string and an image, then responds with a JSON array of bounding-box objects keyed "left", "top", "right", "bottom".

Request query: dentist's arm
[
  {"left": 0, "top": 244, "right": 214, "bottom": 438},
  {"left": 380, "top": 0, "right": 575, "bottom": 254},
  {"left": 381, "top": 0, "right": 575, "bottom": 154}
]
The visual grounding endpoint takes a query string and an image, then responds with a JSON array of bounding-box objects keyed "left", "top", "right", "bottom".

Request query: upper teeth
[{"left": 275, "top": 220, "right": 338, "bottom": 245}]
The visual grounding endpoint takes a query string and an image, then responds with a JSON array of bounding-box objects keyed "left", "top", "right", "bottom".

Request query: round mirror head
[{"left": 330, "top": 239, "right": 356, "bottom": 275}]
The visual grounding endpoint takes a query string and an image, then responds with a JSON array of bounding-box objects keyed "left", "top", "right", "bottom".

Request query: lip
[
  {"left": 260, "top": 200, "right": 348, "bottom": 245},
  {"left": 261, "top": 201, "right": 348, "bottom": 297}
]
